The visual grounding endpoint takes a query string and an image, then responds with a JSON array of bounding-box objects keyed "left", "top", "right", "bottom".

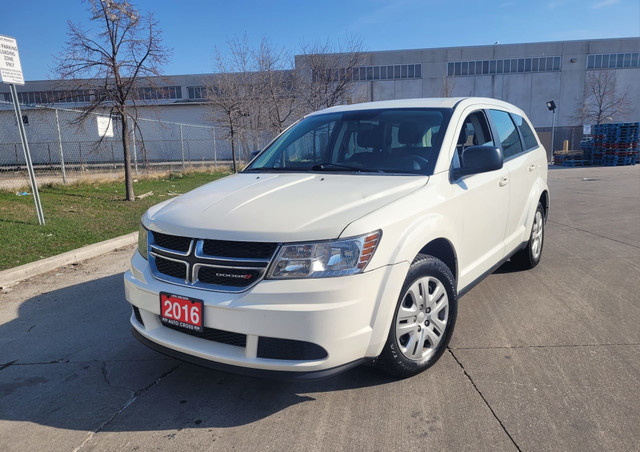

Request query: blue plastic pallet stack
[
  {"left": 554, "top": 149, "right": 589, "bottom": 166},
  {"left": 592, "top": 122, "right": 639, "bottom": 166},
  {"left": 580, "top": 138, "right": 594, "bottom": 161}
]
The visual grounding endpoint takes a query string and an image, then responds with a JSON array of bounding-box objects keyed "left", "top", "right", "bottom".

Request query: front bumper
[{"left": 125, "top": 251, "right": 409, "bottom": 376}]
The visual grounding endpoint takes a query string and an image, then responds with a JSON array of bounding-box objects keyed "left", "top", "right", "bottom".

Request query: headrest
[
  {"left": 398, "top": 122, "right": 422, "bottom": 145},
  {"left": 357, "top": 125, "right": 383, "bottom": 149},
  {"left": 458, "top": 126, "right": 468, "bottom": 145}
]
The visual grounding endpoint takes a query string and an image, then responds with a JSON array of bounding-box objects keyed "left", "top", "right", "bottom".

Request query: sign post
[{"left": 0, "top": 34, "right": 45, "bottom": 225}]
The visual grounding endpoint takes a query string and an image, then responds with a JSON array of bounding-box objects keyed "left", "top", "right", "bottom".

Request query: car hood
[{"left": 144, "top": 172, "right": 428, "bottom": 242}]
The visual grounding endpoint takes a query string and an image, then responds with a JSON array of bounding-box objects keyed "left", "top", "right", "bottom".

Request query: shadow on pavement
[
  {"left": 493, "top": 259, "right": 528, "bottom": 274},
  {"left": 0, "top": 274, "right": 395, "bottom": 432}
]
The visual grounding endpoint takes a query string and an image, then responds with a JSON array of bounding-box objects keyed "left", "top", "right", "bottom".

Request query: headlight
[
  {"left": 138, "top": 223, "right": 148, "bottom": 260},
  {"left": 267, "top": 231, "right": 381, "bottom": 279}
]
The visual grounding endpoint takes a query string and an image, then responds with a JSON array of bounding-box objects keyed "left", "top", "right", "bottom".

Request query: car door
[
  {"left": 488, "top": 110, "right": 539, "bottom": 254},
  {"left": 449, "top": 109, "right": 509, "bottom": 289}
]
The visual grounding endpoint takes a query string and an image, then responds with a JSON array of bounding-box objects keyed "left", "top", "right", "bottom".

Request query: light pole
[{"left": 546, "top": 100, "right": 557, "bottom": 164}]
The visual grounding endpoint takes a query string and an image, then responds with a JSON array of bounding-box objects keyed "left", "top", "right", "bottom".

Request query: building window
[
  {"left": 337, "top": 63, "right": 422, "bottom": 81},
  {"left": 336, "top": 63, "right": 421, "bottom": 81},
  {"left": 187, "top": 86, "right": 207, "bottom": 99},
  {"left": 7, "top": 86, "right": 183, "bottom": 104},
  {"left": 447, "top": 55, "right": 562, "bottom": 77},
  {"left": 587, "top": 52, "right": 640, "bottom": 70},
  {"left": 134, "top": 86, "right": 182, "bottom": 100},
  {"left": 4, "top": 89, "right": 94, "bottom": 104}
]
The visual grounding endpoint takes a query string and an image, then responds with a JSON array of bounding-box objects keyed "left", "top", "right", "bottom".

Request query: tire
[
  {"left": 511, "top": 202, "right": 545, "bottom": 270},
  {"left": 377, "top": 254, "right": 458, "bottom": 378}
]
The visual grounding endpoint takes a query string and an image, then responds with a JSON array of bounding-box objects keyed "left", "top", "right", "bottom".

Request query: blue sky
[{"left": 3, "top": 0, "right": 639, "bottom": 81}]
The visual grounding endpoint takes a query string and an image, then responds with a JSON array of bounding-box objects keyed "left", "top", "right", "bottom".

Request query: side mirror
[
  {"left": 250, "top": 150, "right": 261, "bottom": 159},
  {"left": 454, "top": 145, "right": 503, "bottom": 178}
]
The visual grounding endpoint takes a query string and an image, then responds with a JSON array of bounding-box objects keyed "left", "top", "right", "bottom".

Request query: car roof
[{"left": 309, "top": 97, "right": 525, "bottom": 117}]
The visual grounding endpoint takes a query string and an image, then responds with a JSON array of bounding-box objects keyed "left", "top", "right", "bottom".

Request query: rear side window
[
  {"left": 512, "top": 114, "right": 539, "bottom": 150},
  {"left": 489, "top": 110, "right": 523, "bottom": 159}
]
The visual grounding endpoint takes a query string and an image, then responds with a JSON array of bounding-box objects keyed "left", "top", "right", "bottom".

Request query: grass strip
[{"left": 0, "top": 171, "right": 227, "bottom": 271}]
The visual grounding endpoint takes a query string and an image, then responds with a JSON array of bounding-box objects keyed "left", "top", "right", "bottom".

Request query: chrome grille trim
[
  {"left": 194, "top": 240, "right": 271, "bottom": 265},
  {"left": 147, "top": 231, "right": 278, "bottom": 293},
  {"left": 151, "top": 240, "right": 194, "bottom": 257},
  {"left": 149, "top": 252, "right": 189, "bottom": 284}
]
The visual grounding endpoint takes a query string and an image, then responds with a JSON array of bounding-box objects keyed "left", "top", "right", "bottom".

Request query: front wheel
[
  {"left": 377, "top": 254, "right": 458, "bottom": 378},
  {"left": 511, "top": 202, "right": 545, "bottom": 270}
]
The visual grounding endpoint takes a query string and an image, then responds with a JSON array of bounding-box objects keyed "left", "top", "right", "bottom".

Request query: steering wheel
[{"left": 397, "top": 154, "right": 429, "bottom": 171}]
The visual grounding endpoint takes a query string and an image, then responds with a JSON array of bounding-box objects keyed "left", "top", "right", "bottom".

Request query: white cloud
[{"left": 593, "top": 0, "right": 620, "bottom": 8}]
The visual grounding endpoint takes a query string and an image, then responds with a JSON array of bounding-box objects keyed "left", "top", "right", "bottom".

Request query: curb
[{"left": 0, "top": 232, "right": 138, "bottom": 289}]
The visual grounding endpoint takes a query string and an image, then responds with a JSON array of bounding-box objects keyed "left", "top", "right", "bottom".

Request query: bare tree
[
  {"left": 296, "top": 36, "right": 366, "bottom": 112},
  {"left": 254, "top": 38, "right": 299, "bottom": 135},
  {"left": 54, "top": 0, "right": 169, "bottom": 200},
  {"left": 207, "top": 35, "right": 254, "bottom": 173},
  {"left": 207, "top": 35, "right": 364, "bottom": 167},
  {"left": 575, "top": 70, "right": 630, "bottom": 125}
]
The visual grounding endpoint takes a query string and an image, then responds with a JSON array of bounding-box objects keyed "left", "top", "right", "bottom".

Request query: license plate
[{"left": 160, "top": 292, "right": 204, "bottom": 333}]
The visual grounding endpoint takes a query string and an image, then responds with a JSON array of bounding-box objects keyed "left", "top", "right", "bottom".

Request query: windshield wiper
[
  {"left": 242, "top": 167, "right": 302, "bottom": 172},
  {"left": 243, "top": 164, "right": 383, "bottom": 173},
  {"left": 311, "top": 163, "right": 381, "bottom": 173}
]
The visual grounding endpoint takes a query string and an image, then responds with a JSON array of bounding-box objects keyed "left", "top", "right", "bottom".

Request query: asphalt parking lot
[{"left": 1, "top": 165, "right": 639, "bottom": 451}]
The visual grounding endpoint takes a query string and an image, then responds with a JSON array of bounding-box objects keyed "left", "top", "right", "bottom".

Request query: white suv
[{"left": 125, "top": 97, "right": 549, "bottom": 379}]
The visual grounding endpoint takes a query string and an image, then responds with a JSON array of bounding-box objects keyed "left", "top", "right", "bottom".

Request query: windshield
[{"left": 245, "top": 108, "right": 452, "bottom": 175}]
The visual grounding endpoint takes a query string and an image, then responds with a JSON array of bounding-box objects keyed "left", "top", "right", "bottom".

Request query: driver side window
[{"left": 452, "top": 111, "right": 494, "bottom": 170}]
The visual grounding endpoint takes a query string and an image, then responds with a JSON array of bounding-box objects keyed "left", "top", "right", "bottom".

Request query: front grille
[
  {"left": 132, "top": 306, "right": 144, "bottom": 326},
  {"left": 153, "top": 232, "right": 191, "bottom": 253},
  {"left": 154, "top": 256, "right": 188, "bottom": 280},
  {"left": 202, "top": 240, "right": 277, "bottom": 259},
  {"left": 163, "top": 323, "right": 247, "bottom": 348},
  {"left": 197, "top": 266, "right": 262, "bottom": 287},
  {"left": 148, "top": 230, "right": 278, "bottom": 292},
  {"left": 257, "top": 337, "right": 328, "bottom": 361}
]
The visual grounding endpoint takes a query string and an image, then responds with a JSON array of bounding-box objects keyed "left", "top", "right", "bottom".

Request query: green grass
[{"left": 0, "top": 171, "right": 228, "bottom": 271}]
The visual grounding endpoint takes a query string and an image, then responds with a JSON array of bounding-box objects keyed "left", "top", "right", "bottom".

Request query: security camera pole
[{"left": 0, "top": 34, "right": 45, "bottom": 225}]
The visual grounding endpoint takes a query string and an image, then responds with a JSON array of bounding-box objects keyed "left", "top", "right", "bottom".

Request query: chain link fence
[{"left": 0, "top": 101, "right": 238, "bottom": 191}]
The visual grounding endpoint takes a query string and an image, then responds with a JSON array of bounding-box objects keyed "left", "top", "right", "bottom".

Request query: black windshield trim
[
  {"left": 244, "top": 107, "right": 453, "bottom": 175},
  {"left": 311, "top": 163, "right": 382, "bottom": 173}
]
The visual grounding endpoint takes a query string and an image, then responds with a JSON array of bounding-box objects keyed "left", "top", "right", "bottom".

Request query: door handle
[
  {"left": 499, "top": 177, "right": 509, "bottom": 187},
  {"left": 528, "top": 164, "right": 536, "bottom": 172}
]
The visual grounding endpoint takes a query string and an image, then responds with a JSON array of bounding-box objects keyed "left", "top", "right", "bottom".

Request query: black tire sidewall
[
  {"left": 511, "top": 202, "right": 545, "bottom": 270},
  {"left": 380, "top": 255, "right": 458, "bottom": 378},
  {"left": 528, "top": 203, "right": 545, "bottom": 267}
]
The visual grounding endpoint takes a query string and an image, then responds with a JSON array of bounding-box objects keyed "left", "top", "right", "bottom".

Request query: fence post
[
  {"left": 111, "top": 142, "right": 115, "bottom": 169},
  {"left": 180, "top": 124, "right": 185, "bottom": 170},
  {"left": 54, "top": 109, "right": 67, "bottom": 184},
  {"left": 186, "top": 128, "right": 192, "bottom": 168},
  {"left": 131, "top": 121, "right": 138, "bottom": 175},
  {"left": 212, "top": 127, "right": 217, "bottom": 169}
]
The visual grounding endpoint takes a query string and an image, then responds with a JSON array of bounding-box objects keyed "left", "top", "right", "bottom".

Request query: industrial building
[{"left": 1, "top": 37, "right": 639, "bottom": 162}]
